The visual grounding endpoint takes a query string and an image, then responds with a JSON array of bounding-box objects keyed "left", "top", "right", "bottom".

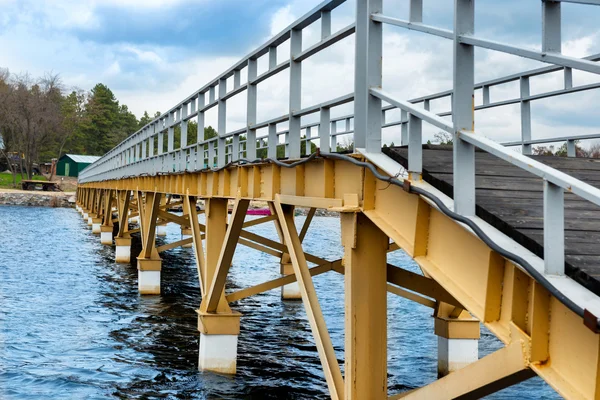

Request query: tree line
[{"left": 0, "top": 69, "right": 154, "bottom": 182}]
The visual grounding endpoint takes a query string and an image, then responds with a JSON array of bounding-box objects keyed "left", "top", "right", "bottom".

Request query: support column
[
  {"left": 197, "top": 198, "right": 246, "bottom": 374},
  {"left": 271, "top": 205, "right": 316, "bottom": 301},
  {"left": 435, "top": 302, "right": 480, "bottom": 377},
  {"left": 136, "top": 191, "right": 162, "bottom": 295},
  {"left": 341, "top": 212, "right": 388, "bottom": 400},
  {"left": 114, "top": 190, "right": 132, "bottom": 263},
  {"left": 181, "top": 198, "right": 193, "bottom": 248}
]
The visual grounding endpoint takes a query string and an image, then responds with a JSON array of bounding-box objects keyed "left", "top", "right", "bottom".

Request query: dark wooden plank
[{"left": 384, "top": 145, "right": 600, "bottom": 297}]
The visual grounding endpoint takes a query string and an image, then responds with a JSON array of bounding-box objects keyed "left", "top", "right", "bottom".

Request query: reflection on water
[{"left": 0, "top": 206, "right": 560, "bottom": 399}]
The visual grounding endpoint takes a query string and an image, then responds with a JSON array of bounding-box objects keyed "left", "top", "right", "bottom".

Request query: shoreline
[{"left": 0, "top": 189, "right": 76, "bottom": 208}]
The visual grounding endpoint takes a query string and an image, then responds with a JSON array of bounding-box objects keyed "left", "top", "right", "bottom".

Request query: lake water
[{"left": 0, "top": 206, "right": 560, "bottom": 399}]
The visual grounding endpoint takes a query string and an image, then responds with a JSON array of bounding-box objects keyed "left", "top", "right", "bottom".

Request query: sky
[{"left": 2, "top": 0, "right": 600, "bottom": 147}]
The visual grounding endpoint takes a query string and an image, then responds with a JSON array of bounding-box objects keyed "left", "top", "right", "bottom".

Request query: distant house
[{"left": 56, "top": 154, "right": 100, "bottom": 177}]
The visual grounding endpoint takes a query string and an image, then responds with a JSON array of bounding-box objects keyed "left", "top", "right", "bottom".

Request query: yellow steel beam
[
  {"left": 204, "top": 198, "right": 250, "bottom": 313},
  {"left": 157, "top": 209, "right": 189, "bottom": 226},
  {"left": 115, "top": 190, "right": 131, "bottom": 238},
  {"left": 238, "top": 238, "right": 283, "bottom": 258},
  {"left": 242, "top": 214, "right": 277, "bottom": 228},
  {"left": 299, "top": 207, "right": 316, "bottom": 242},
  {"left": 187, "top": 195, "right": 207, "bottom": 296},
  {"left": 226, "top": 260, "right": 342, "bottom": 303},
  {"left": 156, "top": 237, "right": 196, "bottom": 253},
  {"left": 202, "top": 198, "right": 231, "bottom": 314},
  {"left": 341, "top": 212, "right": 388, "bottom": 400},
  {"left": 386, "top": 284, "right": 436, "bottom": 309},
  {"left": 139, "top": 191, "right": 161, "bottom": 260},
  {"left": 392, "top": 338, "right": 534, "bottom": 399},
  {"left": 387, "top": 264, "right": 462, "bottom": 309},
  {"left": 274, "top": 197, "right": 344, "bottom": 400}
]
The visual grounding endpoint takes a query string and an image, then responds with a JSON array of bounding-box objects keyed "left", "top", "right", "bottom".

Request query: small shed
[{"left": 56, "top": 154, "right": 100, "bottom": 177}]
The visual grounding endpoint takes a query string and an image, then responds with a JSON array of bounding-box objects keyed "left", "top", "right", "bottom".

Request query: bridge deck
[{"left": 385, "top": 145, "right": 600, "bottom": 296}]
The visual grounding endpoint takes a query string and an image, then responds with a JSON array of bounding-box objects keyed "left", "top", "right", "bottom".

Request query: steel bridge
[{"left": 75, "top": 0, "right": 600, "bottom": 398}]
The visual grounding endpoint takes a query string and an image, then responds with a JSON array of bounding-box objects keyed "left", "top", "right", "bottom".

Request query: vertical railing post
[
  {"left": 181, "top": 104, "right": 188, "bottom": 150},
  {"left": 482, "top": 85, "right": 490, "bottom": 105},
  {"left": 320, "top": 107, "right": 331, "bottom": 153},
  {"left": 218, "top": 78, "right": 227, "bottom": 166},
  {"left": 247, "top": 59, "right": 257, "bottom": 160},
  {"left": 268, "top": 124, "right": 277, "bottom": 159},
  {"left": 198, "top": 93, "right": 206, "bottom": 167},
  {"left": 453, "top": 0, "right": 476, "bottom": 216},
  {"left": 354, "top": 0, "right": 382, "bottom": 153},
  {"left": 520, "top": 76, "right": 532, "bottom": 155},
  {"left": 563, "top": 67, "right": 573, "bottom": 89},
  {"left": 408, "top": 113, "right": 422, "bottom": 181},
  {"left": 543, "top": 180, "right": 565, "bottom": 275},
  {"left": 567, "top": 139, "right": 576, "bottom": 157},
  {"left": 409, "top": 0, "right": 423, "bottom": 22},
  {"left": 542, "top": 0, "right": 561, "bottom": 53},
  {"left": 331, "top": 120, "right": 337, "bottom": 151},
  {"left": 401, "top": 110, "right": 408, "bottom": 145},
  {"left": 168, "top": 112, "right": 174, "bottom": 152},
  {"left": 289, "top": 28, "right": 302, "bottom": 159}
]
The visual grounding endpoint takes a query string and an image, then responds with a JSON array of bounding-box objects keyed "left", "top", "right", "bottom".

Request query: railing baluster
[
  {"left": 320, "top": 107, "right": 331, "bottom": 153},
  {"left": 542, "top": 0, "right": 561, "bottom": 54},
  {"left": 289, "top": 28, "right": 302, "bottom": 158},
  {"left": 354, "top": 0, "right": 382, "bottom": 153},
  {"left": 247, "top": 58, "right": 258, "bottom": 160},
  {"left": 218, "top": 78, "right": 227, "bottom": 166},
  {"left": 331, "top": 120, "right": 337, "bottom": 151},
  {"left": 567, "top": 139, "right": 576, "bottom": 157},
  {"left": 408, "top": 113, "right": 422, "bottom": 181},
  {"left": 321, "top": 9, "right": 331, "bottom": 39},
  {"left": 453, "top": 0, "right": 476, "bottom": 216},
  {"left": 401, "top": 110, "right": 408, "bottom": 145},
  {"left": 520, "top": 76, "right": 532, "bottom": 155},
  {"left": 268, "top": 123, "right": 277, "bottom": 159},
  {"left": 544, "top": 180, "right": 565, "bottom": 275},
  {"left": 409, "top": 0, "right": 423, "bottom": 23}
]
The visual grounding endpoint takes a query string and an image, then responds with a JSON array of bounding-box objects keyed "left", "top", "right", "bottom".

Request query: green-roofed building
[{"left": 56, "top": 154, "right": 100, "bottom": 178}]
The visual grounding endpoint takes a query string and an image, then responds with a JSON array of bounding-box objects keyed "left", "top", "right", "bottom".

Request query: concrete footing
[
  {"left": 199, "top": 334, "right": 239, "bottom": 374},
  {"left": 435, "top": 316, "right": 480, "bottom": 377},
  {"left": 437, "top": 337, "right": 478, "bottom": 376},
  {"left": 91, "top": 218, "right": 103, "bottom": 234},
  {"left": 156, "top": 224, "right": 168, "bottom": 237},
  {"left": 181, "top": 228, "right": 193, "bottom": 248},
  {"left": 100, "top": 225, "right": 113, "bottom": 245},
  {"left": 137, "top": 258, "right": 162, "bottom": 294},
  {"left": 197, "top": 312, "right": 242, "bottom": 374},
  {"left": 281, "top": 263, "right": 301, "bottom": 300},
  {"left": 115, "top": 237, "right": 132, "bottom": 263}
]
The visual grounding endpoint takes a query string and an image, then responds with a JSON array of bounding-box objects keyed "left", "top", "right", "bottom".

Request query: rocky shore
[{"left": 0, "top": 189, "right": 76, "bottom": 208}]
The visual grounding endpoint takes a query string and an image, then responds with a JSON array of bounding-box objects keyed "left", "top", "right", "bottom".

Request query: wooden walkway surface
[{"left": 385, "top": 145, "right": 600, "bottom": 296}]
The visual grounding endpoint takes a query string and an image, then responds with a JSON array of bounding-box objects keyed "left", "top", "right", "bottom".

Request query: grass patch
[{"left": 0, "top": 172, "right": 47, "bottom": 189}]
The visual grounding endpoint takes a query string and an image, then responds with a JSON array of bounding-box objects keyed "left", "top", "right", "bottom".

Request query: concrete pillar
[
  {"left": 435, "top": 314, "right": 480, "bottom": 377},
  {"left": 280, "top": 262, "right": 301, "bottom": 300},
  {"left": 156, "top": 223, "right": 168, "bottom": 237},
  {"left": 100, "top": 225, "right": 113, "bottom": 245},
  {"left": 87, "top": 213, "right": 96, "bottom": 227},
  {"left": 137, "top": 258, "right": 161, "bottom": 294},
  {"left": 197, "top": 312, "right": 241, "bottom": 374},
  {"left": 91, "top": 217, "right": 103, "bottom": 234},
  {"left": 115, "top": 237, "right": 132, "bottom": 263},
  {"left": 181, "top": 227, "right": 193, "bottom": 248}
]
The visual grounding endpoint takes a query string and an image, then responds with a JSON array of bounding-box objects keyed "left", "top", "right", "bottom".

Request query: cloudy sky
[{"left": 2, "top": 0, "right": 600, "bottom": 146}]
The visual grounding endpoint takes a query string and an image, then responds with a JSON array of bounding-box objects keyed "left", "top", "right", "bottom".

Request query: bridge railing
[{"left": 356, "top": 0, "right": 600, "bottom": 278}]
